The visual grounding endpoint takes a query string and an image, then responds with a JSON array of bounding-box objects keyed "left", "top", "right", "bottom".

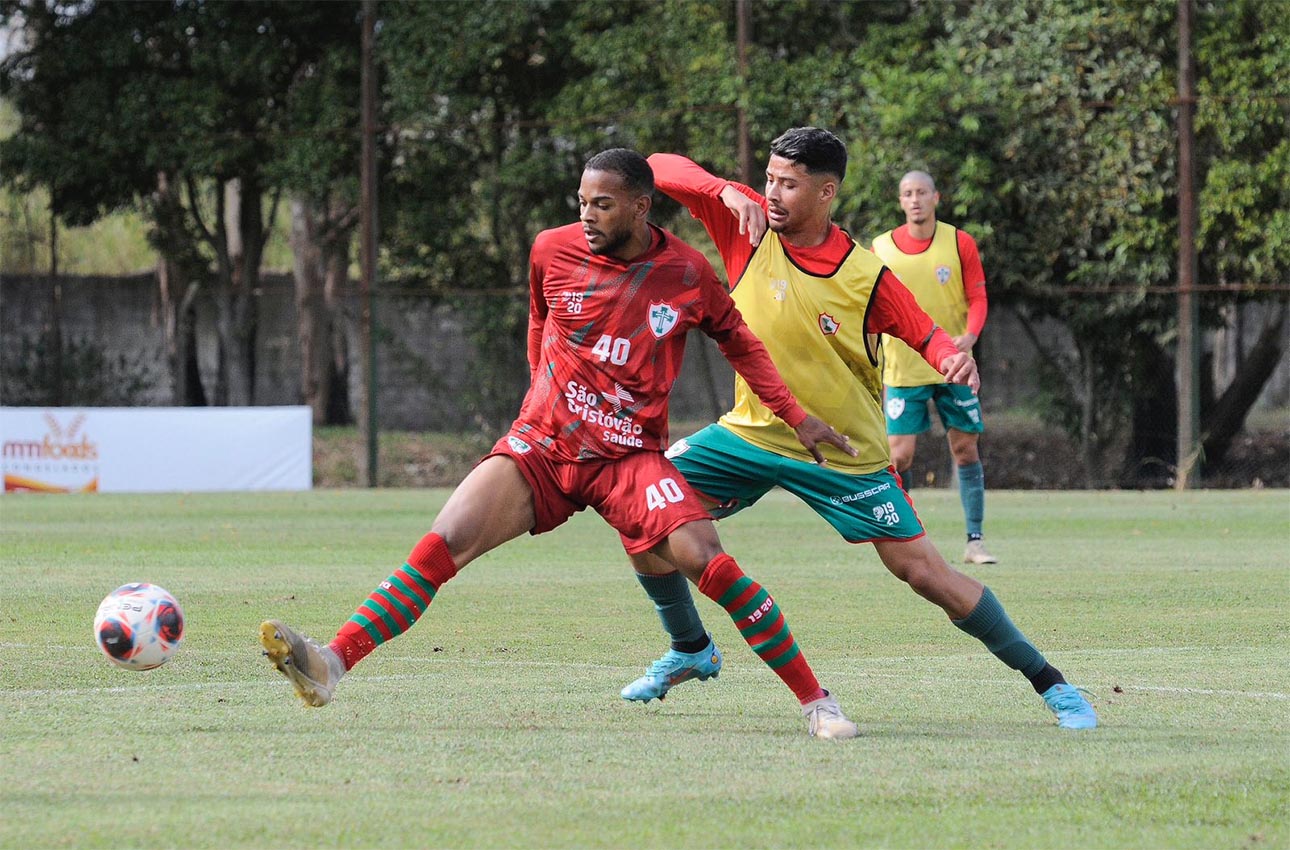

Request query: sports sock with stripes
[
  {"left": 696, "top": 553, "right": 826, "bottom": 705},
  {"left": 329, "top": 531, "right": 459, "bottom": 670}
]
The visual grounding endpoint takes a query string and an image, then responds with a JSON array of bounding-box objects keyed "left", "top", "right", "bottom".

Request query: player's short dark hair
[
  {"left": 584, "top": 148, "right": 654, "bottom": 196},
  {"left": 769, "top": 127, "right": 847, "bottom": 182}
]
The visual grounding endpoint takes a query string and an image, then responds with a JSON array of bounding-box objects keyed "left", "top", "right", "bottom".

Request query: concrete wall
[
  {"left": 2, "top": 272, "right": 1285, "bottom": 427},
  {"left": 0, "top": 272, "right": 740, "bottom": 429}
]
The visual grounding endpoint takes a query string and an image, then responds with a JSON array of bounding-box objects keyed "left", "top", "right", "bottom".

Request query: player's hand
[
  {"left": 951, "top": 331, "right": 978, "bottom": 353},
  {"left": 940, "top": 352, "right": 981, "bottom": 393},
  {"left": 719, "top": 184, "right": 766, "bottom": 247},
  {"left": 793, "top": 415, "right": 858, "bottom": 465}
]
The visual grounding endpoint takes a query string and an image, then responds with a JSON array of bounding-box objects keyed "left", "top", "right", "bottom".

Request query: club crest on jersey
[
  {"left": 886, "top": 397, "right": 906, "bottom": 419},
  {"left": 507, "top": 436, "right": 532, "bottom": 454},
  {"left": 648, "top": 302, "right": 679, "bottom": 338},
  {"left": 936, "top": 264, "right": 952, "bottom": 285},
  {"left": 818, "top": 312, "right": 840, "bottom": 336}
]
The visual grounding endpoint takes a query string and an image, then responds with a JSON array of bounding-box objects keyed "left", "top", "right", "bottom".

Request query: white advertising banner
[{"left": 1, "top": 407, "right": 312, "bottom": 493}]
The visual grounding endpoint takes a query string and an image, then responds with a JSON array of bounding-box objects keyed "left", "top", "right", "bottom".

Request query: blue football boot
[
  {"left": 621, "top": 636, "right": 723, "bottom": 702},
  {"left": 1041, "top": 683, "right": 1098, "bottom": 729}
]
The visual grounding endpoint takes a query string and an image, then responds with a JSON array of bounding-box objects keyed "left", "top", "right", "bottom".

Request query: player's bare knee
[
  {"left": 902, "top": 560, "right": 940, "bottom": 597},
  {"left": 948, "top": 431, "right": 980, "bottom": 465},
  {"left": 649, "top": 523, "right": 722, "bottom": 582},
  {"left": 890, "top": 547, "right": 955, "bottom": 599}
]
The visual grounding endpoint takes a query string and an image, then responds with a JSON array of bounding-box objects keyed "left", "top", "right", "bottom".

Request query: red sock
[
  {"left": 329, "top": 532, "right": 459, "bottom": 670},
  {"left": 697, "top": 554, "right": 826, "bottom": 705}
]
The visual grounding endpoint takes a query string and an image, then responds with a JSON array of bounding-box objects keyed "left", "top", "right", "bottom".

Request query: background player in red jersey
[
  {"left": 258, "top": 148, "right": 863, "bottom": 739},
  {"left": 617, "top": 129, "right": 1097, "bottom": 730}
]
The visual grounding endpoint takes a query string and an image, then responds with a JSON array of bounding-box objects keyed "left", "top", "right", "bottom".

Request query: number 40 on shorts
[{"left": 645, "top": 477, "right": 686, "bottom": 511}]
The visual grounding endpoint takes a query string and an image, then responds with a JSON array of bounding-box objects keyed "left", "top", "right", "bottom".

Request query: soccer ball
[{"left": 93, "top": 583, "right": 185, "bottom": 670}]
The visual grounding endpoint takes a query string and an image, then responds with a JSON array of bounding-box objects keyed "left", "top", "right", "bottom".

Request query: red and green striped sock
[
  {"left": 329, "top": 532, "right": 459, "bottom": 670},
  {"left": 697, "top": 553, "right": 826, "bottom": 705}
]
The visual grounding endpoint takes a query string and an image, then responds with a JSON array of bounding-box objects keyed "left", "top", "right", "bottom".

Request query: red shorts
[{"left": 487, "top": 432, "right": 711, "bottom": 554}]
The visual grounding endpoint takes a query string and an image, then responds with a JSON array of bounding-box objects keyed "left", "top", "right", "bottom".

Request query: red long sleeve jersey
[
  {"left": 519, "top": 222, "right": 806, "bottom": 462},
  {"left": 647, "top": 154, "right": 959, "bottom": 367}
]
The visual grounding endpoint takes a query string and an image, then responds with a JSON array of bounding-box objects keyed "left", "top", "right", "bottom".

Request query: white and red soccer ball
[{"left": 93, "top": 583, "right": 185, "bottom": 670}]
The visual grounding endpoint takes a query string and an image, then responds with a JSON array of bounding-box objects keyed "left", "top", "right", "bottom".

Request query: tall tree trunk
[
  {"left": 177, "top": 282, "right": 206, "bottom": 407},
  {"left": 152, "top": 170, "right": 209, "bottom": 405},
  {"left": 1202, "top": 302, "right": 1288, "bottom": 469},
  {"left": 289, "top": 194, "right": 355, "bottom": 425},
  {"left": 1121, "top": 336, "right": 1178, "bottom": 487},
  {"left": 157, "top": 253, "right": 185, "bottom": 404},
  {"left": 1078, "top": 344, "right": 1097, "bottom": 488},
  {"left": 322, "top": 221, "right": 353, "bottom": 425},
  {"left": 46, "top": 205, "right": 63, "bottom": 405},
  {"left": 220, "top": 177, "right": 265, "bottom": 406},
  {"left": 155, "top": 172, "right": 184, "bottom": 404},
  {"left": 290, "top": 196, "right": 330, "bottom": 424},
  {"left": 212, "top": 182, "right": 231, "bottom": 406}
]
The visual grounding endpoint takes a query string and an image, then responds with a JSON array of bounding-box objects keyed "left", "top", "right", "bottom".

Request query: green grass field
[{"left": 2, "top": 488, "right": 1287, "bottom": 850}]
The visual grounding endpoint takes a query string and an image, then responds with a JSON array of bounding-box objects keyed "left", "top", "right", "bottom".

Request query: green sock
[
  {"left": 951, "top": 586, "right": 1046, "bottom": 678},
  {"left": 635, "top": 571, "right": 707, "bottom": 650},
  {"left": 958, "top": 461, "right": 985, "bottom": 538}
]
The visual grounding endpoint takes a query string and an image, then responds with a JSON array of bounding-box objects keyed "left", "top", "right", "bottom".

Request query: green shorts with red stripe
[{"left": 665, "top": 424, "right": 926, "bottom": 543}]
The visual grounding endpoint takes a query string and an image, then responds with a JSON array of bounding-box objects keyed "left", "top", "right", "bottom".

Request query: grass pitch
[{"left": 2, "top": 488, "right": 1287, "bottom": 850}]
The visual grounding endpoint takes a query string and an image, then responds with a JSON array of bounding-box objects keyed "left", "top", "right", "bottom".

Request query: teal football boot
[
  {"left": 1041, "top": 683, "right": 1098, "bottom": 729},
  {"left": 621, "top": 636, "right": 723, "bottom": 702}
]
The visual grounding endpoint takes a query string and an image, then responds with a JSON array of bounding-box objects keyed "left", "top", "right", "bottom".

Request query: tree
[
  {"left": 273, "top": 12, "right": 363, "bottom": 424},
  {"left": 835, "top": 0, "right": 1287, "bottom": 486},
  {"left": 1191, "top": 0, "right": 1290, "bottom": 471},
  {"left": 1, "top": 0, "right": 360, "bottom": 407},
  {"left": 372, "top": 1, "right": 595, "bottom": 427}
]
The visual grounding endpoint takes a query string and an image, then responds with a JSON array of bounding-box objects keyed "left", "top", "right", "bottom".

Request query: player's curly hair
[
  {"left": 769, "top": 127, "right": 847, "bottom": 182},
  {"left": 584, "top": 148, "right": 655, "bottom": 197}
]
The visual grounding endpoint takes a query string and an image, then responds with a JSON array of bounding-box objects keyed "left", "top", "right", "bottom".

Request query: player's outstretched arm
[{"left": 793, "top": 414, "right": 858, "bottom": 465}]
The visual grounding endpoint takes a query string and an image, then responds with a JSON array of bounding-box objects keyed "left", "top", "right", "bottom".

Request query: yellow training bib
[
  {"left": 873, "top": 223, "right": 966, "bottom": 388},
  {"left": 719, "top": 230, "right": 892, "bottom": 473}
]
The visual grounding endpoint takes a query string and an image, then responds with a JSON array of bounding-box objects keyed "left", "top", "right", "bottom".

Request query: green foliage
[
  {"left": 1194, "top": 0, "right": 1290, "bottom": 287},
  {"left": 1, "top": 0, "right": 1284, "bottom": 479},
  {"left": 824, "top": 0, "right": 1286, "bottom": 480},
  {"left": 378, "top": 0, "right": 586, "bottom": 297}
]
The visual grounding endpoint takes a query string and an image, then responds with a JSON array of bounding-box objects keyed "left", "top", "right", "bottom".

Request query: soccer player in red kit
[
  {"left": 618, "top": 128, "right": 1097, "bottom": 730},
  {"left": 258, "top": 148, "right": 862, "bottom": 739}
]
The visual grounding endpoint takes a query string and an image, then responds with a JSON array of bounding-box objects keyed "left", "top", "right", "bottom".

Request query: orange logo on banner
[{"left": 2, "top": 412, "right": 101, "bottom": 493}]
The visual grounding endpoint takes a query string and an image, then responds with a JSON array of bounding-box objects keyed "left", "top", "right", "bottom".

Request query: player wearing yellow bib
[
  {"left": 617, "top": 128, "right": 1096, "bottom": 731},
  {"left": 874, "top": 170, "right": 997, "bottom": 565}
]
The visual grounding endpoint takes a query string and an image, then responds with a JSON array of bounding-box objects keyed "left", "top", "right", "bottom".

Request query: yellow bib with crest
[
  {"left": 872, "top": 223, "right": 966, "bottom": 387},
  {"left": 718, "top": 230, "right": 892, "bottom": 473}
]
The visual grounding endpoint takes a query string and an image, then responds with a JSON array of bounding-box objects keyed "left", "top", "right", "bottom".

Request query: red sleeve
[
  {"left": 867, "top": 269, "right": 960, "bottom": 371},
  {"left": 527, "top": 233, "right": 553, "bottom": 373},
  {"left": 647, "top": 153, "right": 762, "bottom": 282},
  {"left": 957, "top": 229, "right": 988, "bottom": 337},
  {"left": 697, "top": 267, "right": 807, "bottom": 428}
]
